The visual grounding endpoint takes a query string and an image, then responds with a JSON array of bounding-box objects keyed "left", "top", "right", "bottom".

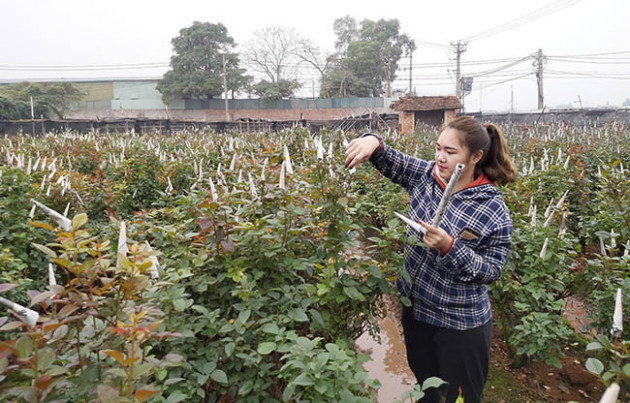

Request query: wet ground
[
  {"left": 355, "top": 297, "right": 416, "bottom": 402},
  {"left": 355, "top": 294, "right": 605, "bottom": 403}
]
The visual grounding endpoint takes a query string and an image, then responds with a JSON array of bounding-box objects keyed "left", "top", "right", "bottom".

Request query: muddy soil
[{"left": 356, "top": 295, "right": 605, "bottom": 403}]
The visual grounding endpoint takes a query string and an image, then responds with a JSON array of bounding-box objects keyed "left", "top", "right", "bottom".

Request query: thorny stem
[
  {"left": 93, "top": 315, "right": 101, "bottom": 381},
  {"left": 33, "top": 332, "right": 40, "bottom": 403},
  {"left": 76, "top": 327, "right": 82, "bottom": 373}
]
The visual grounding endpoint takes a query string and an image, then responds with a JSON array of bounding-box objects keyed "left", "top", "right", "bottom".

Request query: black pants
[{"left": 401, "top": 305, "right": 492, "bottom": 403}]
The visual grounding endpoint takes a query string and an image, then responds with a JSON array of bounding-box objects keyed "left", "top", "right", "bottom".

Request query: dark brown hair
[{"left": 444, "top": 116, "right": 516, "bottom": 185}]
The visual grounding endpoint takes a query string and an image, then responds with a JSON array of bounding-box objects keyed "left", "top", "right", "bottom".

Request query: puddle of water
[{"left": 356, "top": 308, "right": 417, "bottom": 402}]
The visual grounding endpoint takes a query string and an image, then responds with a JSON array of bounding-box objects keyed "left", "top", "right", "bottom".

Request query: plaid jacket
[{"left": 370, "top": 138, "right": 512, "bottom": 330}]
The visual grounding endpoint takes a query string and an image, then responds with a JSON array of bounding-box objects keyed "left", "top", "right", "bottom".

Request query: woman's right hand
[{"left": 344, "top": 135, "right": 380, "bottom": 169}]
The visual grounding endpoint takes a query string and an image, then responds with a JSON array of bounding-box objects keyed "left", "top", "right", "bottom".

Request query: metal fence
[
  {"left": 0, "top": 113, "right": 399, "bottom": 136},
  {"left": 184, "top": 97, "right": 388, "bottom": 110}
]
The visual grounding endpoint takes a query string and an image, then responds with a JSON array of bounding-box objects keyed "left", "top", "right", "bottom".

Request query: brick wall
[
  {"left": 67, "top": 107, "right": 392, "bottom": 122},
  {"left": 445, "top": 109, "right": 457, "bottom": 123},
  {"left": 399, "top": 111, "right": 415, "bottom": 135}
]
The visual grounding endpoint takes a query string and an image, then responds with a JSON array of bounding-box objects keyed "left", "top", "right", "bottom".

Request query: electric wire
[{"left": 459, "top": 0, "right": 583, "bottom": 42}]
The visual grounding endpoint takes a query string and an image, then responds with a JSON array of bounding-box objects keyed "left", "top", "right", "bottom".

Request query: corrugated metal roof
[
  {"left": 0, "top": 77, "right": 162, "bottom": 84},
  {"left": 391, "top": 96, "right": 462, "bottom": 111}
]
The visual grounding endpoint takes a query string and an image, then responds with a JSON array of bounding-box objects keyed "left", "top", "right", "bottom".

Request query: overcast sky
[{"left": 2, "top": 0, "right": 629, "bottom": 112}]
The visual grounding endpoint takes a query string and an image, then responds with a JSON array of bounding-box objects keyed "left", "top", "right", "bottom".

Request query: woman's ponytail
[{"left": 480, "top": 123, "right": 516, "bottom": 185}]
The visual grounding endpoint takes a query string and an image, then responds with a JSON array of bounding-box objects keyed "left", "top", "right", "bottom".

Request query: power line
[
  {"left": 545, "top": 57, "right": 630, "bottom": 65},
  {"left": 546, "top": 50, "right": 630, "bottom": 58},
  {"left": 460, "top": 0, "right": 582, "bottom": 42},
  {"left": 0, "top": 63, "right": 169, "bottom": 71}
]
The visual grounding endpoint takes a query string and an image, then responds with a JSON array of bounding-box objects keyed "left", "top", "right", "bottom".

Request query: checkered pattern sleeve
[
  {"left": 368, "top": 137, "right": 431, "bottom": 192},
  {"left": 436, "top": 209, "right": 512, "bottom": 284}
]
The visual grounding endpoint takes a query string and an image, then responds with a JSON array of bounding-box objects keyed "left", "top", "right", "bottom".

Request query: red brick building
[{"left": 391, "top": 96, "right": 462, "bottom": 134}]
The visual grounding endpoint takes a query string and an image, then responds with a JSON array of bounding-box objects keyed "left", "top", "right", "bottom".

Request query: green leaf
[
  {"left": 314, "top": 381, "right": 329, "bottom": 394},
  {"left": 37, "top": 347, "right": 56, "bottom": 372},
  {"left": 31, "top": 243, "right": 57, "bottom": 259},
  {"left": 400, "top": 296, "right": 412, "bottom": 307},
  {"left": 224, "top": 342, "right": 235, "bottom": 357},
  {"left": 261, "top": 322, "right": 280, "bottom": 335},
  {"left": 47, "top": 365, "right": 69, "bottom": 376},
  {"left": 282, "top": 383, "right": 296, "bottom": 403},
  {"left": 97, "top": 384, "right": 120, "bottom": 403},
  {"left": 164, "top": 353, "right": 184, "bottom": 363},
  {"left": 0, "top": 321, "right": 24, "bottom": 331},
  {"left": 238, "top": 380, "right": 254, "bottom": 396},
  {"left": 288, "top": 307, "right": 308, "bottom": 322},
  {"left": 292, "top": 372, "right": 314, "bottom": 386},
  {"left": 586, "top": 341, "right": 603, "bottom": 351},
  {"left": 309, "top": 309, "right": 325, "bottom": 326},
  {"left": 422, "top": 376, "right": 446, "bottom": 391},
  {"left": 238, "top": 309, "right": 251, "bottom": 324},
  {"left": 173, "top": 298, "right": 193, "bottom": 312},
  {"left": 30, "top": 291, "right": 56, "bottom": 306},
  {"left": 71, "top": 213, "right": 88, "bottom": 229},
  {"left": 585, "top": 358, "right": 604, "bottom": 375},
  {"left": 165, "top": 392, "right": 188, "bottom": 403},
  {"left": 131, "top": 363, "right": 153, "bottom": 378},
  {"left": 343, "top": 286, "right": 365, "bottom": 301},
  {"left": 210, "top": 369, "right": 228, "bottom": 384},
  {"left": 164, "top": 377, "right": 185, "bottom": 386},
  {"left": 257, "top": 342, "right": 276, "bottom": 355},
  {"left": 106, "top": 368, "right": 128, "bottom": 378},
  {"left": 15, "top": 335, "right": 33, "bottom": 359}
]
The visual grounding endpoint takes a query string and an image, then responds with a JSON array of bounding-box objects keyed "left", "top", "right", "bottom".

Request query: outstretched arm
[
  {"left": 344, "top": 136, "right": 380, "bottom": 169},
  {"left": 345, "top": 133, "right": 431, "bottom": 191}
]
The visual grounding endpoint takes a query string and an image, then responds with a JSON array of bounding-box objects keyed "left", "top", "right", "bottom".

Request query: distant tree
[
  {"left": 243, "top": 27, "right": 302, "bottom": 99},
  {"left": 623, "top": 97, "right": 630, "bottom": 107},
  {"left": 157, "top": 21, "right": 250, "bottom": 103},
  {"left": 0, "top": 82, "right": 84, "bottom": 119},
  {"left": 251, "top": 79, "right": 301, "bottom": 100},
  {"left": 322, "top": 16, "right": 411, "bottom": 97},
  {"left": 0, "top": 96, "right": 25, "bottom": 120}
]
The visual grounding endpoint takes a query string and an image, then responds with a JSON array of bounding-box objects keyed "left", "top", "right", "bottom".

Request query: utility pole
[
  {"left": 222, "top": 53, "right": 230, "bottom": 122},
  {"left": 30, "top": 96, "right": 35, "bottom": 136},
  {"left": 380, "top": 44, "right": 392, "bottom": 97},
  {"left": 407, "top": 40, "right": 416, "bottom": 96},
  {"left": 534, "top": 48, "right": 544, "bottom": 110},
  {"left": 451, "top": 41, "right": 468, "bottom": 102},
  {"left": 382, "top": 56, "right": 392, "bottom": 97}
]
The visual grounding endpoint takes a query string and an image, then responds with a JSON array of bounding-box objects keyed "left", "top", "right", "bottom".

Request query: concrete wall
[
  {"left": 72, "top": 82, "right": 113, "bottom": 110},
  {"left": 111, "top": 81, "right": 168, "bottom": 110},
  {"left": 467, "top": 108, "right": 630, "bottom": 125}
]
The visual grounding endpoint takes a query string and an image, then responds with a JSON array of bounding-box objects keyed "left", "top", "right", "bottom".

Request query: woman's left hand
[{"left": 417, "top": 220, "right": 454, "bottom": 254}]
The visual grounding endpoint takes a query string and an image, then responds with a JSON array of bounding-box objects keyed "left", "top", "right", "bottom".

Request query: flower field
[{"left": 1, "top": 122, "right": 630, "bottom": 402}]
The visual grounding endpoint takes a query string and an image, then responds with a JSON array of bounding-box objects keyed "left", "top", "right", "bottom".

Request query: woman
[{"left": 344, "top": 116, "right": 516, "bottom": 403}]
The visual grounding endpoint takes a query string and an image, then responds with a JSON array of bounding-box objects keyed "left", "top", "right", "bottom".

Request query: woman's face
[{"left": 434, "top": 127, "right": 480, "bottom": 183}]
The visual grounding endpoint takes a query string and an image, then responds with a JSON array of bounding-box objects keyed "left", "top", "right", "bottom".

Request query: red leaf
[
  {"left": 34, "top": 374, "right": 58, "bottom": 390},
  {"left": 135, "top": 388, "right": 160, "bottom": 402},
  {"left": 103, "top": 349, "right": 126, "bottom": 366},
  {"left": 109, "top": 327, "right": 128, "bottom": 335}
]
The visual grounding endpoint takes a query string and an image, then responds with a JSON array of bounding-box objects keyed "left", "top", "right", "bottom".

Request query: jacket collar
[{"left": 433, "top": 164, "right": 494, "bottom": 191}]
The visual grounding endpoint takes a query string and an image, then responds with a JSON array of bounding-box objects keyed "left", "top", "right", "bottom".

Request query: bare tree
[
  {"left": 296, "top": 39, "right": 332, "bottom": 97},
  {"left": 244, "top": 27, "right": 299, "bottom": 83}
]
